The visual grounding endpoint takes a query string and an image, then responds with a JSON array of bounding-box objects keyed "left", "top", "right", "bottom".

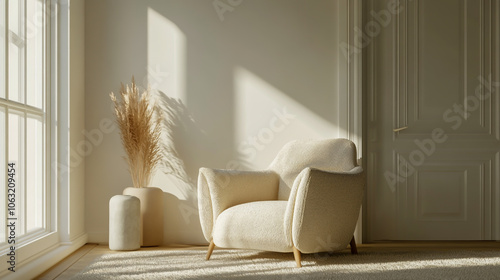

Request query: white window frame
[
  {"left": 0, "top": 0, "right": 57, "bottom": 261},
  {"left": 0, "top": 1, "right": 82, "bottom": 278}
]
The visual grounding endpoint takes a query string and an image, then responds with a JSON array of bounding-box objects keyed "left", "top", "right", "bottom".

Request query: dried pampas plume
[{"left": 110, "top": 77, "right": 162, "bottom": 188}]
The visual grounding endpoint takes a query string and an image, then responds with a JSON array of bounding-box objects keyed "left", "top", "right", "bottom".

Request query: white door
[{"left": 366, "top": 0, "right": 500, "bottom": 240}]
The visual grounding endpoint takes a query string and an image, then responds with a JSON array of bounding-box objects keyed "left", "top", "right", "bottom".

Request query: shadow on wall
[{"left": 153, "top": 91, "right": 213, "bottom": 245}]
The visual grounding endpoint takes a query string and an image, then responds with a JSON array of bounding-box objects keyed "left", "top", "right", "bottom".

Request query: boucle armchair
[{"left": 198, "top": 138, "right": 364, "bottom": 267}]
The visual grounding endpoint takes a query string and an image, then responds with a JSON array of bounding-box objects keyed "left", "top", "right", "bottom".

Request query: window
[{"left": 0, "top": 0, "right": 52, "bottom": 262}]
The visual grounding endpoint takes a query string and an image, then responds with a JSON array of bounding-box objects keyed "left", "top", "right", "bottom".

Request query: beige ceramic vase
[{"left": 123, "top": 187, "right": 164, "bottom": 246}]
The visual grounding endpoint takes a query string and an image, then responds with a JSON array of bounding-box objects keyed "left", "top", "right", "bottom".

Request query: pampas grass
[{"left": 110, "top": 77, "right": 162, "bottom": 188}]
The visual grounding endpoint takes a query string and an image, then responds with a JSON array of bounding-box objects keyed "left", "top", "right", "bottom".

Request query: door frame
[{"left": 335, "top": 0, "right": 364, "bottom": 243}]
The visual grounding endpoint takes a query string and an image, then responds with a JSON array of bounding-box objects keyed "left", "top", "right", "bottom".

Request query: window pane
[
  {"left": 0, "top": 107, "right": 5, "bottom": 243},
  {"left": 26, "top": 114, "right": 44, "bottom": 231},
  {"left": 26, "top": 0, "right": 44, "bottom": 109},
  {"left": 8, "top": 110, "right": 25, "bottom": 235},
  {"left": 0, "top": 0, "right": 49, "bottom": 254},
  {"left": 8, "top": 0, "right": 25, "bottom": 104}
]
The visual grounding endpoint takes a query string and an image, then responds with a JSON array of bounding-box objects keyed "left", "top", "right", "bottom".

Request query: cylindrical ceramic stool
[{"left": 109, "top": 195, "right": 141, "bottom": 251}]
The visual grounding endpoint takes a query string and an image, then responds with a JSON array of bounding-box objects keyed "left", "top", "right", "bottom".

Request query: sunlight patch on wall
[
  {"left": 147, "top": 7, "right": 186, "bottom": 101},
  {"left": 147, "top": 7, "right": 189, "bottom": 200},
  {"left": 234, "top": 67, "right": 344, "bottom": 169}
]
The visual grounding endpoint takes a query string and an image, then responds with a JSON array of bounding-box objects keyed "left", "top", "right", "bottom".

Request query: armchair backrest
[{"left": 269, "top": 138, "right": 358, "bottom": 200}]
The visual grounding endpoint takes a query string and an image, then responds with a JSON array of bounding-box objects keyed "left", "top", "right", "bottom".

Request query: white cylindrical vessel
[{"left": 109, "top": 195, "right": 141, "bottom": 251}]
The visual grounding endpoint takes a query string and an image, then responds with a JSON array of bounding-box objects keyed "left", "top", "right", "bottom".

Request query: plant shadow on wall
[{"left": 153, "top": 90, "right": 219, "bottom": 243}]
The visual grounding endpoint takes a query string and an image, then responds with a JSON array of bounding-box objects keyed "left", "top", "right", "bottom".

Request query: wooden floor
[
  {"left": 35, "top": 242, "right": 500, "bottom": 280},
  {"left": 34, "top": 244, "right": 207, "bottom": 280}
]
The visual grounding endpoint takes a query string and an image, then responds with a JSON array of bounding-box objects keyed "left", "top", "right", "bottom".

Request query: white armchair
[{"left": 198, "top": 138, "right": 364, "bottom": 267}]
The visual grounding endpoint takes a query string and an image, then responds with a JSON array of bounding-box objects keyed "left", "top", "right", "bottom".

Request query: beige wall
[{"left": 85, "top": 0, "right": 360, "bottom": 244}]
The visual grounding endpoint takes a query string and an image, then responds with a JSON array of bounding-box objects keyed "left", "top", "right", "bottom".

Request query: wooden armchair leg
[
  {"left": 293, "top": 246, "right": 302, "bottom": 268},
  {"left": 206, "top": 240, "right": 216, "bottom": 260},
  {"left": 350, "top": 236, "right": 358, "bottom": 254}
]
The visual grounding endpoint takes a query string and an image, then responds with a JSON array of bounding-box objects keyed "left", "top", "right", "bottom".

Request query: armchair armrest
[
  {"left": 198, "top": 167, "right": 280, "bottom": 242},
  {"left": 284, "top": 167, "right": 364, "bottom": 253}
]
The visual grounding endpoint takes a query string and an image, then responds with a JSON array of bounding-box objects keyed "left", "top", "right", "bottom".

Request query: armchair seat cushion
[{"left": 213, "top": 201, "right": 292, "bottom": 253}]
